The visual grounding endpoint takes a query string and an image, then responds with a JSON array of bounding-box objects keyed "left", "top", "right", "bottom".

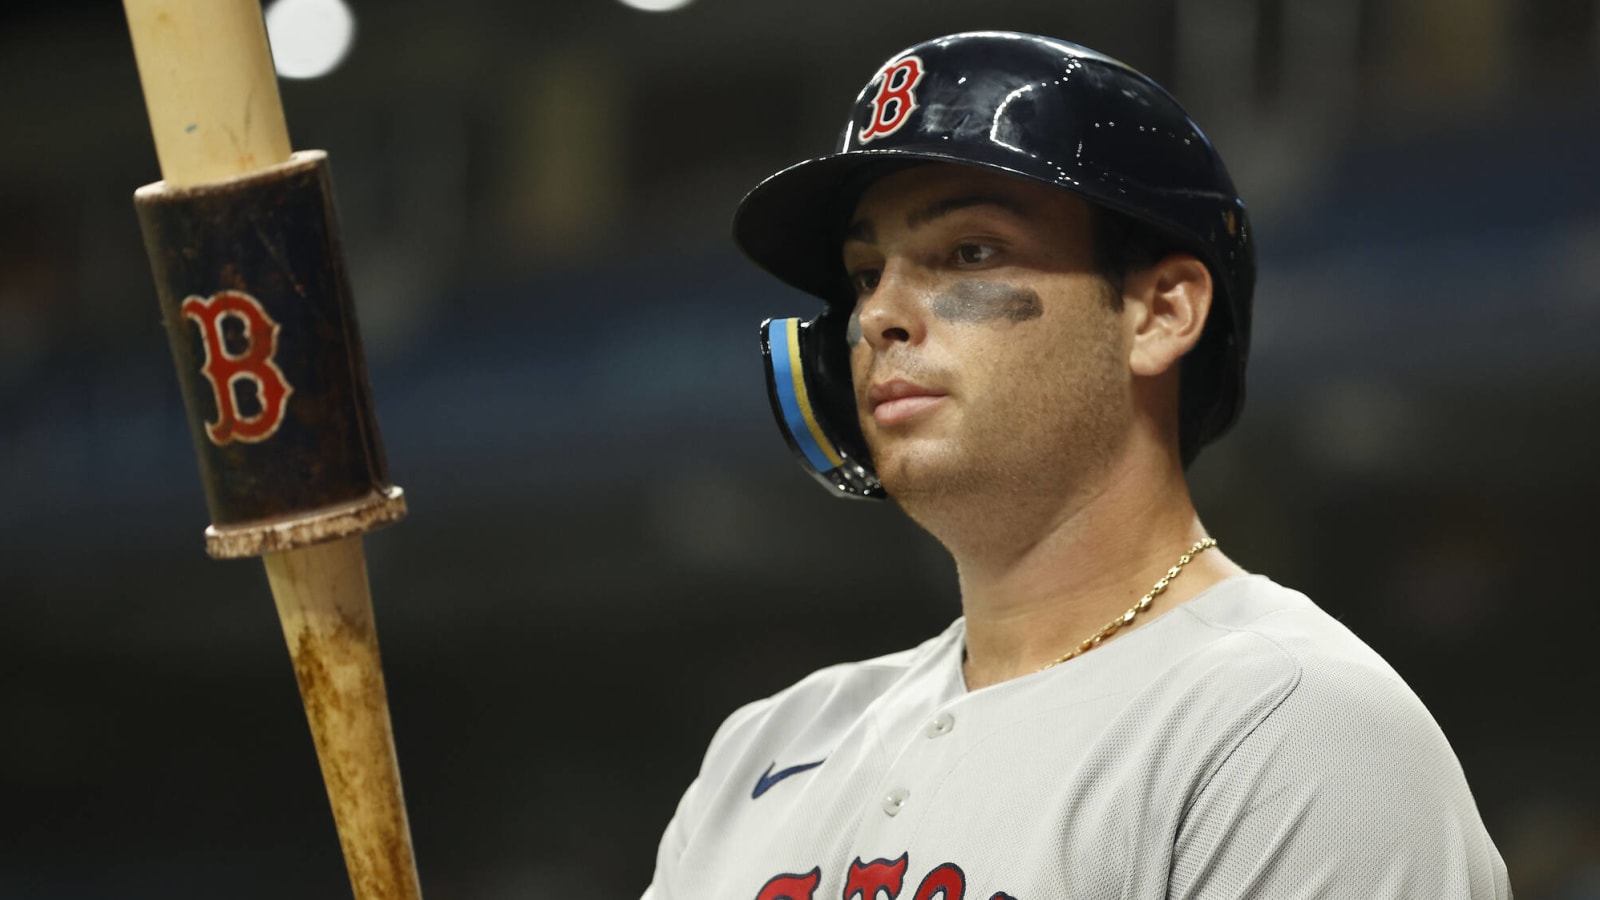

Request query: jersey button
[
  {"left": 925, "top": 712, "right": 955, "bottom": 738},
  {"left": 882, "top": 787, "right": 910, "bottom": 817}
]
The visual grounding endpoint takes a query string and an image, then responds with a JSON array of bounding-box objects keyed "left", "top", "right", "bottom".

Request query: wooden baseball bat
[{"left": 122, "top": 2, "right": 422, "bottom": 897}]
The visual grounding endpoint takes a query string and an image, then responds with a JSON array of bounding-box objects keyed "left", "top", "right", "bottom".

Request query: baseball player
[{"left": 643, "top": 32, "right": 1511, "bottom": 900}]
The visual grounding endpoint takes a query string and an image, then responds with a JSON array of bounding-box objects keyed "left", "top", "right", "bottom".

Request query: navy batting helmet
[{"left": 736, "top": 31, "right": 1254, "bottom": 499}]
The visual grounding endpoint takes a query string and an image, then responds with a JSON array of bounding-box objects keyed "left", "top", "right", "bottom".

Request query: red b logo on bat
[
  {"left": 181, "top": 290, "right": 294, "bottom": 446},
  {"left": 859, "top": 55, "right": 924, "bottom": 144}
]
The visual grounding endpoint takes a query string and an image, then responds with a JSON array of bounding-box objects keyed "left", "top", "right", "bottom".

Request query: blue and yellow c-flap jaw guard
[{"left": 761, "top": 312, "right": 885, "bottom": 500}]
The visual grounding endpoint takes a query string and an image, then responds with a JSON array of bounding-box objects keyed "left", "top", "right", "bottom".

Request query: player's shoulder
[
  {"left": 1170, "top": 574, "right": 1444, "bottom": 746},
  {"left": 1162, "top": 580, "right": 1510, "bottom": 899},
  {"left": 1176, "top": 574, "right": 1410, "bottom": 690}
]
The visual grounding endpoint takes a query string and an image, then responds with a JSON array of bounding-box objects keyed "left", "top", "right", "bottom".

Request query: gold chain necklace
[{"left": 1038, "top": 537, "right": 1217, "bottom": 670}]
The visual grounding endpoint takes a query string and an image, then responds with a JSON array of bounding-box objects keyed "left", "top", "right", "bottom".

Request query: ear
[{"left": 1123, "top": 254, "right": 1212, "bottom": 377}]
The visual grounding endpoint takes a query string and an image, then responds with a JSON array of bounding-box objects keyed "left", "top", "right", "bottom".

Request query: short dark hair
[
  {"left": 1089, "top": 206, "right": 1183, "bottom": 305},
  {"left": 1089, "top": 206, "right": 1229, "bottom": 468}
]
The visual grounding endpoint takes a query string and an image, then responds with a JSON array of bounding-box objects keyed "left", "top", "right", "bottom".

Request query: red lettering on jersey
[
  {"left": 844, "top": 853, "right": 909, "bottom": 900},
  {"left": 755, "top": 867, "right": 821, "bottom": 900},
  {"left": 911, "top": 863, "right": 965, "bottom": 900},
  {"left": 858, "top": 56, "right": 925, "bottom": 143},
  {"left": 180, "top": 290, "right": 294, "bottom": 446}
]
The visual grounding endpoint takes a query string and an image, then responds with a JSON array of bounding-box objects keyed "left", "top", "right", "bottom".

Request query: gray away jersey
[{"left": 643, "top": 575, "right": 1511, "bottom": 900}]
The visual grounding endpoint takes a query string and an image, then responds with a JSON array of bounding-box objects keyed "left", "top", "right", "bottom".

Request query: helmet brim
[{"left": 733, "top": 147, "right": 1055, "bottom": 306}]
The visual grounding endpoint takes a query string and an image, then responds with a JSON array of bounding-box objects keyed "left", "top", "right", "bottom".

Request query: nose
[{"left": 854, "top": 262, "right": 927, "bottom": 351}]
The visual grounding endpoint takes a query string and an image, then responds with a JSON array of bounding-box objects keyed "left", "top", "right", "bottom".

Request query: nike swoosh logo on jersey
[{"left": 751, "top": 759, "right": 826, "bottom": 799}]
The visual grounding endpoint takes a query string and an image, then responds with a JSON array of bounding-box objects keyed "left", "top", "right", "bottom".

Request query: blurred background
[{"left": 2, "top": 0, "right": 1597, "bottom": 896}]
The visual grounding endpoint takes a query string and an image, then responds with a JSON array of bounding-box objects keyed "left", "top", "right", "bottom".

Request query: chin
[{"left": 871, "top": 441, "right": 969, "bottom": 499}]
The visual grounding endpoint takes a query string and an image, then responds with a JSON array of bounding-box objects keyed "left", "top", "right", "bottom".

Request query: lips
[{"left": 868, "top": 379, "right": 948, "bottom": 426}]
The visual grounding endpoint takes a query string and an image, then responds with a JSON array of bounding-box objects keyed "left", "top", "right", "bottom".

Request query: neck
[{"left": 919, "top": 442, "right": 1246, "bottom": 690}]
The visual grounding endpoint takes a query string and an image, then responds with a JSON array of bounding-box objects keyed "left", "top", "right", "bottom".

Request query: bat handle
[{"left": 264, "top": 536, "right": 423, "bottom": 900}]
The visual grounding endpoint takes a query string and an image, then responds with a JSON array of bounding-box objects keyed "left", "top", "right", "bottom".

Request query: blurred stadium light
[{"left": 264, "top": 0, "right": 356, "bottom": 80}]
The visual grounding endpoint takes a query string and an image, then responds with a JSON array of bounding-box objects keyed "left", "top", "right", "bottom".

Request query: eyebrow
[
  {"left": 906, "top": 193, "right": 1029, "bottom": 229},
  {"left": 843, "top": 193, "right": 1029, "bottom": 245},
  {"left": 843, "top": 218, "right": 875, "bottom": 244}
]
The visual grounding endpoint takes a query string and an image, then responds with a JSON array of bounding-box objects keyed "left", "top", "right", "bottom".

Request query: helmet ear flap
[{"left": 760, "top": 314, "right": 885, "bottom": 499}]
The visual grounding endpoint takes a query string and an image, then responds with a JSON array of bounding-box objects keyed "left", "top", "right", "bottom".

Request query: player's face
[{"left": 841, "top": 164, "right": 1133, "bottom": 504}]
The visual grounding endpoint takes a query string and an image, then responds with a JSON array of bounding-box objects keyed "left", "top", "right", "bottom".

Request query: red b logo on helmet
[
  {"left": 181, "top": 290, "right": 294, "bottom": 446},
  {"left": 858, "top": 55, "right": 924, "bottom": 144}
]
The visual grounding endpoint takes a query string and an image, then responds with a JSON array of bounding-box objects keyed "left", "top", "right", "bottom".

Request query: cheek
[
  {"left": 849, "top": 342, "right": 872, "bottom": 404},
  {"left": 971, "top": 309, "right": 1125, "bottom": 413},
  {"left": 1038, "top": 315, "right": 1129, "bottom": 411}
]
